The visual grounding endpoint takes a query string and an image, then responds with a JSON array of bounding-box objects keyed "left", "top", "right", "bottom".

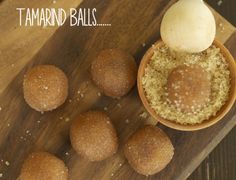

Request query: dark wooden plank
[
  {"left": 0, "top": 0, "right": 235, "bottom": 180},
  {"left": 189, "top": 127, "right": 236, "bottom": 180},
  {"left": 206, "top": 0, "right": 236, "bottom": 26},
  {"left": 189, "top": 0, "right": 236, "bottom": 179}
]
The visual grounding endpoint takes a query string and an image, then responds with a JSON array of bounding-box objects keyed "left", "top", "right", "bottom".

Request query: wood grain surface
[
  {"left": 0, "top": 0, "right": 83, "bottom": 94},
  {"left": 190, "top": 0, "right": 236, "bottom": 179},
  {"left": 0, "top": 0, "right": 235, "bottom": 180},
  {"left": 190, "top": 127, "right": 236, "bottom": 180}
]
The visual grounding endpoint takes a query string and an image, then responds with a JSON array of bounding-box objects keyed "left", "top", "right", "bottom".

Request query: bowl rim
[{"left": 137, "top": 39, "right": 236, "bottom": 131}]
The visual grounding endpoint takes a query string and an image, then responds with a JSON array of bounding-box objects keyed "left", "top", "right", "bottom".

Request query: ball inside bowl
[{"left": 137, "top": 40, "right": 236, "bottom": 131}]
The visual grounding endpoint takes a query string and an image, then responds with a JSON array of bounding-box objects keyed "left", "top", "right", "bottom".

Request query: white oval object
[{"left": 160, "top": 0, "right": 216, "bottom": 53}]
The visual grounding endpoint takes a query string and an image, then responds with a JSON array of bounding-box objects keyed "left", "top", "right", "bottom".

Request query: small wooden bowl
[{"left": 137, "top": 39, "right": 236, "bottom": 131}]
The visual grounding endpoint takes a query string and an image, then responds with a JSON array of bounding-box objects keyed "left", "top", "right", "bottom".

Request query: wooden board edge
[{"left": 178, "top": 30, "right": 236, "bottom": 180}]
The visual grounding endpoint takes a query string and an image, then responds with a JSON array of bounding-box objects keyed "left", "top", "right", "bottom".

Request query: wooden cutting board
[{"left": 0, "top": 0, "right": 236, "bottom": 179}]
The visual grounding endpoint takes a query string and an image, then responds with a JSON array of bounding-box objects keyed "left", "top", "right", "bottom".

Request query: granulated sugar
[{"left": 142, "top": 45, "right": 230, "bottom": 124}]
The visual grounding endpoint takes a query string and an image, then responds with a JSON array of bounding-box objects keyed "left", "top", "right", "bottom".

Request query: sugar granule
[
  {"left": 65, "top": 117, "right": 70, "bottom": 122},
  {"left": 5, "top": 161, "right": 10, "bottom": 166},
  {"left": 104, "top": 107, "right": 108, "bottom": 111}
]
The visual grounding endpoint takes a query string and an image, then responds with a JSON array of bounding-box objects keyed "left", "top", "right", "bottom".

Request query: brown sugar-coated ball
[
  {"left": 23, "top": 65, "right": 68, "bottom": 112},
  {"left": 167, "top": 65, "right": 211, "bottom": 113},
  {"left": 124, "top": 125, "right": 174, "bottom": 176},
  {"left": 19, "top": 152, "right": 68, "bottom": 180},
  {"left": 91, "top": 49, "right": 137, "bottom": 98},
  {"left": 70, "top": 111, "right": 118, "bottom": 161}
]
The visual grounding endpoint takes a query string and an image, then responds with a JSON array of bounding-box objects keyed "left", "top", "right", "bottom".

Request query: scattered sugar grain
[
  {"left": 117, "top": 103, "right": 121, "bottom": 108},
  {"left": 5, "top": 161, "right": 10, "bottom": 166},
  {"left": 221, "top": 27, "right": 225, "bottom": 32},
  {"left": 139, "top": 112, "right": 148, "bottom": 119},
  {"left": 125, "top": 119, "right": 130, "bottom": 124},
  {"left": 26, "top": 130, "right": 31, "bottom": 136},
  {"left": 65, "top": 152, "right": 69, "bottom": 156},
  {"left": 0, "top": 173, "right": 2, "bottom": 178},
  {"left": 20, "top": 136, "right": 26, "bottom": 141},
  {"left": 217, "top": 0, "right": 223, "bottom": 6},
  {"left": 104, "top": 107, "right": 108, "bottom": 111},
  {"left": 65, "top": 117, "right": 70, "bottom": 122}
]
